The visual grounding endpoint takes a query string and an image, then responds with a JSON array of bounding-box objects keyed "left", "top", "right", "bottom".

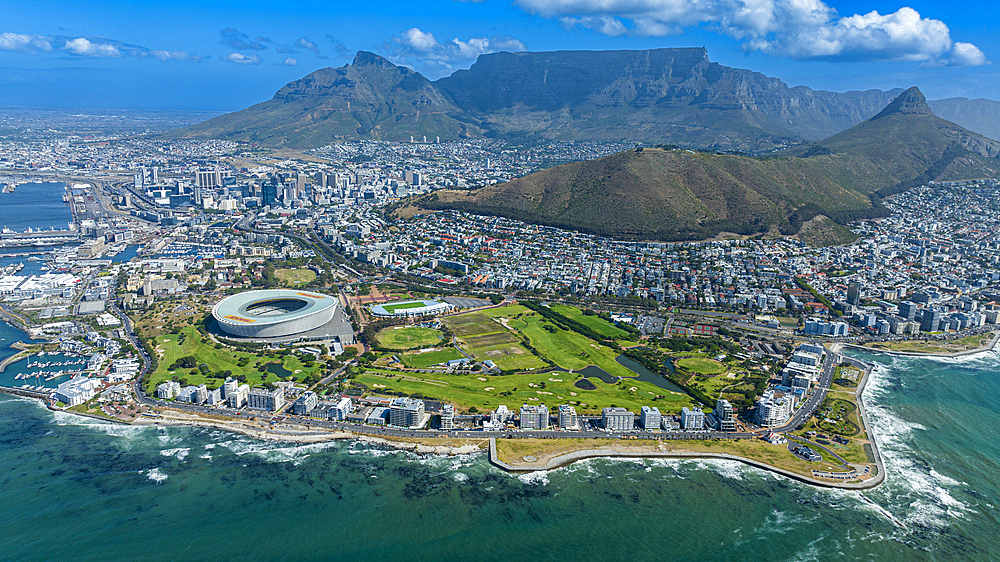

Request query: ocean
[
  {"left": 0, "top": 326, "right": 997, "bottom": 560},
  {"left": 0, "top": 182, "right": 73, "bottom": 232}
]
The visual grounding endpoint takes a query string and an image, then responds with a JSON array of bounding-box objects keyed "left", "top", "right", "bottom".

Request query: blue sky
[{"left": 1, "top": 0, "right": 995, "bottom": 111}]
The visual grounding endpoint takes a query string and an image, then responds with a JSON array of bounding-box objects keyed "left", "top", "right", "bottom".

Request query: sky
[{"left": 0, "top": 0, "right": 996, "bottom": 112}]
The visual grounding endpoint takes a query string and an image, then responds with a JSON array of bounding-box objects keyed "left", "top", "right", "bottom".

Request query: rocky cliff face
[
  {"left": 929, "top": 97, "right": 1000, "bottom": 142},
  {"left": 171, "top": 48, "right": 983, "bottom": 150},
  {"left": 434, "top": 49, "right": 901, "bottom": 145}
]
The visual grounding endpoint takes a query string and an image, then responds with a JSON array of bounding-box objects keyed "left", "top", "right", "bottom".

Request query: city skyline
[{"left": 1, "top": 0, "right": 997, "bottom": 111}]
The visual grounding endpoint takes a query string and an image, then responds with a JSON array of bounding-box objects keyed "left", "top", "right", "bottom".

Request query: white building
[
  {"left": 754, "top": 390, "right": 795, "bottom": 428},
  {"left": 558, "top": 404, "right": 578, "bottom": 430},
  {"left": 54, "top": 376, "right": 100, "bottom": 406},
  {"left": 440, "top": 404, "right": 455, "bottom": 430},
  {"left": 680, "top": 407, "right": 705, "bottom": 430},
  {"left": 603, "top": 407, "right": 635, "bottom": 431},
  {"left": 519, "top": 404, "right": 549, "bottom": 430},
  {"left": 640, "top": 406, "right": 661, "bottom": 430}
]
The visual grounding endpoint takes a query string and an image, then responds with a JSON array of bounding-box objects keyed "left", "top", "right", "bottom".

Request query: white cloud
[
  {"left": 283, "top": 57, "right": 298, "bottom": 66},
  {"left": 296, "top": 37, "right": 320, "bottom": 55},
  {"left": 1, "top": 31, "right": 202, "bottom": 62},
  {"left": 221, "top": 52, "right": 262, "bottom": 65},
  {"left": 0, "top": 32, "right": 53, "bottom": 53},
  {"left": 947, "top": 42, "right": 987, "bottom": 67},
  {"left": 387, "top": 27, "right": 527, "bottom": 76},
  {"left": 145, "top": 50, "right": 204, "bottom": 62},
  {"left": 62, "top": 37, "right": 121, "bottom": 57},
  {"left": 399, "top": 28, "right": 441, "bottom": 52},
  {"left": 515, "top": 0, "right": 988, "bottom": 66}
]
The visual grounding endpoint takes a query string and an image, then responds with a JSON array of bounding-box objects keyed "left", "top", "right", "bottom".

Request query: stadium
[
  {"left": 212, "top": 289, "right": 339, "bottom": 338},
  {"left": 370, "top": 299, "right": 454, "bottom": 318}
]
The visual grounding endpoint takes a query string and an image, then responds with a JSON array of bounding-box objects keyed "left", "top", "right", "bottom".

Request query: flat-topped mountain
[
  {"left": 173, "top": 48, "right": 911, "bottom": 150},
  {"left": 414, "top": 88, "right": 1000, "bottom": 243}
]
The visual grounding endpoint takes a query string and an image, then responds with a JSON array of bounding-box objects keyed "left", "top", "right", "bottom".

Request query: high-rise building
[
  {"left": 558, "top": 404, "right": 578, "bottom": 430},
  {"left": 389, "top": 397, "right": 425, "bottom": 428},
  {"left": 292, "top": 391, "right": 318, "bottom": 416},
  {"left": 899, "top": 301, "right": 919, "bottom": 321},
  {"left": 262, "top": 179, "right": 279, "bottom": 207},
  {"left": 519, "top": 404, "right": 549, "bottom": 429},
  {"left": 247, "top": 387, "right": 284, "bottom": 412},
  {"left": 324, "top": 396, "right": 348, "bottom": 420},
  {"left": 640, "top": 406, "right": 661, "bottom": 430},
  {"left": 847, "top": 281, "right": 861, "bottom": 306},
  {"left": 440, "top": 404, "right": 455, "bottom": 430},
  {"left": 680, "top": 407, "right": 705, "bottom": 430},
  {"left": 753, "top": 390, "right": 793, "bottom": 427},
  {"left": 602, "top": 407, "right": 635, "bottom": 431},
  {"left": 920, "top": 308, "right": 942, "bottom": 332},
  {"left": 716, "top": 399, "right": 737, "bottom": 432}
]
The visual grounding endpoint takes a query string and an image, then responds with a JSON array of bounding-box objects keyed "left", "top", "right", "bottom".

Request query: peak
[
  {"left": 352, "top": 51, "right": 395, "bottom": 69},
  {"left": 871, "top": 86, "right": 932, "bottom": 120}
]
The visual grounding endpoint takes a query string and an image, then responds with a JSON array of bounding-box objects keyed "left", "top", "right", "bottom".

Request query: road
[{"left": 772, "top": 350, "right": 839, "bottom": 433}]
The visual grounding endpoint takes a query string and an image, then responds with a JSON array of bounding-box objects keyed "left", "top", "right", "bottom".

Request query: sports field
[
  {"left": 443, "top": 309, "right": 547, "bottom": 370},
  {"left": 358, "top": 368, "right": 692, "bottom": 415},
  {"left": 676, "top": 357, "right": 727, "bottom": 375},
  {"left": 375, "top": 326, "right": 443, "bottom": 350},
  {"left": 399, "top": 348, "right": 465, "bottom": 369},
  {"left": 550, "top": 304, "right": 630, "bottom": 339},
  {"left": 383, "top": 301, "right": 428, "bottom": 313},
  {"left": 275, "top": 268, "right": 317, "bottom": 285}
]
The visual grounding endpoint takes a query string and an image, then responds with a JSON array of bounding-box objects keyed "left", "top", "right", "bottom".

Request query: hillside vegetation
[{"left": 416, "top": 88, "right": 1000, "bottom": 243}]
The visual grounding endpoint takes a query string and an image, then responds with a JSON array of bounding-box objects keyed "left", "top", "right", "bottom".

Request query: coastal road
[{"left": 772, "top": 351, "right": 839, "bottom": 433}]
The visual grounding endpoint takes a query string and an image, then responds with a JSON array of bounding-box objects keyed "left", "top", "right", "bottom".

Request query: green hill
[{"left": 416, "top": 88, "right": 1000, "bottom": 243}]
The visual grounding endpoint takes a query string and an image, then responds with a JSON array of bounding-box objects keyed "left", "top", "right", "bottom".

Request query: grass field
[
  {"left": 519, "top": 314, "right": 634, "bottom": 377},
  {"left": 383, "top": 301, "right": 429, "bottom": 313},
  {"left": 146, "top": 326, "right": 323, "bottom": 393},
  {"left": 275, "top": 268, "right": 317, "bottom": 285},
  {"left": 861, "top": 332, "right": 997, "bottom": 354},
  {"left": 399, "top": 348, "right": 465, "bottom": 369},
  {"left": 375, "top": 326, "right": 443, "bottom": 350},
  {"left": 676, "top": 357, "right": 727, "bottom": 375},
  {"left": 494, "top": 437, "right": 856, "bottom": 478},
  {"left": 444, "top": 308, "right": 548, "bottom": 371},
  {"left": 357, "top": 367, "right": 692, "bottom": 415},
  {"left": 793, "top": 391, "right": 870, "bottom": 464},
  {"left": 550, "top": 304, "right": 630, "bottom": 338},
  {"left": 443, "top": 312, "right": 504, "bottom": 337}
]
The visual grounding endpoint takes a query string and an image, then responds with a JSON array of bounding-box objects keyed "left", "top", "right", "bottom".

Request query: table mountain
[{"left": 172, "top": 48, "right": 910, "bottom": 150}]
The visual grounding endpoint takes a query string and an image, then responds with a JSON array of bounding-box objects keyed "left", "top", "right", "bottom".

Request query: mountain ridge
[
  {"left": 171, "top": 48, "right": 919, "bottom": 150},
  {"left": 413, "top": 87, "right": 1000, "bottom": 243}
]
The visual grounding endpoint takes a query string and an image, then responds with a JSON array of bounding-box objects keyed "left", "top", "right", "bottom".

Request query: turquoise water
[
  {"left": 0, "top": 331, "right": 998, "bottom": 559},
  {"left": 0, "top": 182, "right": 72, "bottom": 231}
]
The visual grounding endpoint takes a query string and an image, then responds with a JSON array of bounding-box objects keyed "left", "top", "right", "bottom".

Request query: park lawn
[
  {"left": 676, "top": 356, "right": 727, "bottom": 375},
  {"left": 275, "top": 268, "right": 317, "bottom": 285},
  {"left": 550, "top": 304, "right": 630, "bottom": 339},
  {"left": 863, "top": 332, "right": 996, "bottom": 354},
  {"left": 400, "top": 348, "right": 465, "bottom": 369},
  {"left": 376, "top": 326, "right": 443, "bottom": 350},
  {"left": 495, "top": 437, "right": 851, "bottom": 479},
  {"left": 147, "top": 326, "right": 323, "bottom": 393},
  {"left": 358, "top": 368, "right": 692, "bottom": 415}
]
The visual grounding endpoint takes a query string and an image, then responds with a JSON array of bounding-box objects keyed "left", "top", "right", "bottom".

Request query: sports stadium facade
[
  {"left": 212, "top": 290, "right": 339, "bottom": 338},
  {"left": 370, "top": 299, "right": 453, "bottom": 318}
]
